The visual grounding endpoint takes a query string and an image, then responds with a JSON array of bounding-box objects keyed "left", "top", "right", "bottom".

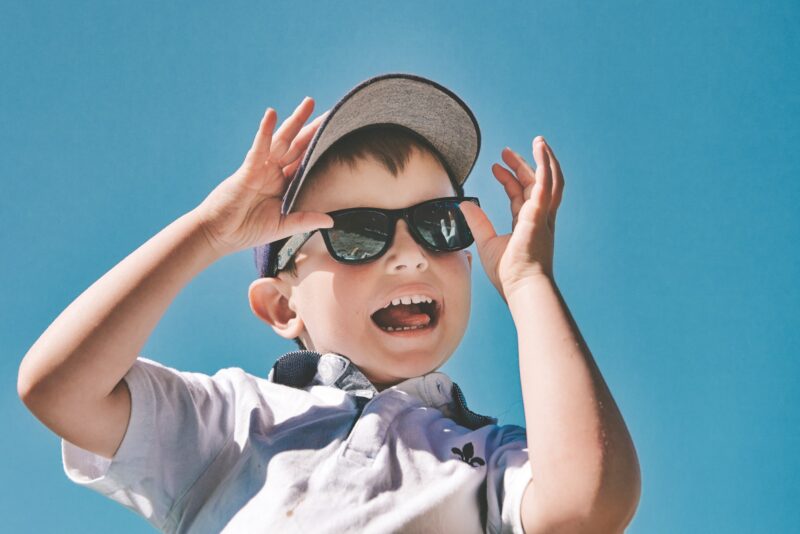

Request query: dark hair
[{"left": 280, "top": 123, "right": 463, "bottom": 350}]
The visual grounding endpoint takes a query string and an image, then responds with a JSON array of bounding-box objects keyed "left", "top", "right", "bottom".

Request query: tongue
[{"left": 372, "top": 303, "right": 431, "bottom": 328}]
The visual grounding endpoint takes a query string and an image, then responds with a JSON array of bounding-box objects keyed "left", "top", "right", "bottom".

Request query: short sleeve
[
  {"left": 484, "top": 424, "right": 532, "bottom": 534},
  {"left": 61, "top": 357, "right": 238, "bottom": 531}
]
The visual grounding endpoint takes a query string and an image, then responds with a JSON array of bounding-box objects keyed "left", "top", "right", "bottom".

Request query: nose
[{"left": 385, "top": 219, "right": 429, "bottom": 273}]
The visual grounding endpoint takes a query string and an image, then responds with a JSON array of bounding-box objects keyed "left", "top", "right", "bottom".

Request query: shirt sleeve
[
  {"left": 484, "top": 424, "right": 532, "bottom": 534},
  {"left": 61, "top": 356, "right": 239, "bottom": 532}
]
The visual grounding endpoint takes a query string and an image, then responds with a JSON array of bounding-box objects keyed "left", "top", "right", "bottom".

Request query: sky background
[{"left": 2, "top": 1, "right": 798, "bottom": 532}]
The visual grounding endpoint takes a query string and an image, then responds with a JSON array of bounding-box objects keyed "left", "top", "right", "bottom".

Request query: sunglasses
[{"left": 275, "top": 196, "right": 480, "bottom": 271}]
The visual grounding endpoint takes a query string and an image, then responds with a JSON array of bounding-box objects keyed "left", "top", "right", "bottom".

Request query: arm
[
  {"left": 460, "top": 137, "right": 641, "bottom": 533},
  {"left": 17, "top": 210, "right": 218, "bottom": 459},
  {"left": 508, "top": 276, "right": 640, "bottom": 533},
  {"left": 18, "top": 97, "right": 333, "bottom": 459}
]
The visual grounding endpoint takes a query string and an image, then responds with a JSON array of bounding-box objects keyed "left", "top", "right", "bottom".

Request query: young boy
[{"left": 18, "top": 73, "right": 640, "bottom": 533}]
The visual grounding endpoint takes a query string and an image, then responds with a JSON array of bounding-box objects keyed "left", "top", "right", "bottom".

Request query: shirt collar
[{"left": 268, "top": 350, "right": 497, "bottom": 431}]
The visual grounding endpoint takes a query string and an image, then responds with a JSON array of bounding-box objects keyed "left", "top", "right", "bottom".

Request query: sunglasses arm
[{"left": 276, "top": 231, "right": 316, "bottom": 272}]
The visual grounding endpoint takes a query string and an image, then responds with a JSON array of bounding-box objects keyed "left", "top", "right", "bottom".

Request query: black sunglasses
[{"left": 275, "top": 196, "right": 480, "bottom": 271}]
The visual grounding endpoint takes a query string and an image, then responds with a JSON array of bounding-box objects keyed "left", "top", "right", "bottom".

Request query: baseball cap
[{"left": 254, "top": 72, "right": 481, "bottom": 278}]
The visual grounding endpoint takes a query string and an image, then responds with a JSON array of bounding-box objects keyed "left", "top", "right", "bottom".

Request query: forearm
[
  {"left": 18, "top": 207, "right": 220, "bottom": 402},
  {"left": 507, "top": 275, "right": 640, "bottom": 525}
]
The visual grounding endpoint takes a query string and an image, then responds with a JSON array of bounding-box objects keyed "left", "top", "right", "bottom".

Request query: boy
[{"left": 18, "top": 73, "right": 640, "bottom": 533}]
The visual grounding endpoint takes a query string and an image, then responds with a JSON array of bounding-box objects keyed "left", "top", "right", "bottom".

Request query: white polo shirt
[{"left": 61, "top": 351, "right": 532, "bottom": 533}]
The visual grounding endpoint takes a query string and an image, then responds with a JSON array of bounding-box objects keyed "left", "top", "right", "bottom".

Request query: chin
[{"left": 378, "top": 347, "right": 449, "bottom": 378}]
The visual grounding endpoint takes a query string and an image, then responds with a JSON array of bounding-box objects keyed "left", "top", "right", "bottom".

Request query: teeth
[
  {"left": 383, "top": 294, "right": 435, "bottom": 309},
  {"left": 382, "top": 324, "right": 427, "bottom": 332}
]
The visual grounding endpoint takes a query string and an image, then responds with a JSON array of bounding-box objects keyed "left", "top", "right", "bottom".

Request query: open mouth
[{"left": 370, "top": 297, "right": 440, "bottom": 334}]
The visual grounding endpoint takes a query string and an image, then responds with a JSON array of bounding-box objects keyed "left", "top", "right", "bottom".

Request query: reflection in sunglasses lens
[
  {"left": 325, "top": 200, "right": 474, "bottom": 263},
  {"left": 329, "top": 211, "right": 389, "bottom": 261},
  {"left": 413, "top": 201, "right": 470, "bottom": 250}
]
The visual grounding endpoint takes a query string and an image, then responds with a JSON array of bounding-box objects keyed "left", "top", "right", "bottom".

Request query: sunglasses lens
[
  {"left": 412, "top": 199, "right": 474, "bottom": 251},
  {"left": 327, "top": 211, "right": 390, "bottom": 262}
]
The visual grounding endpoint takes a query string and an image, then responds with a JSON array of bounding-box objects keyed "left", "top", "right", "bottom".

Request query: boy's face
[{"left": 252, "top": 147, "right": 473, "bottom": 390}]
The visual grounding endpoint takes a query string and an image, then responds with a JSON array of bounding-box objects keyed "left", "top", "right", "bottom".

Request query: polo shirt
[{"left": 61, "top": 350, "right": 532, "bottom": 533}]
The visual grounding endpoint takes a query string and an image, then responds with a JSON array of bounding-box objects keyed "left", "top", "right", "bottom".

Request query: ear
[{"left": 248, "top": 278, "right": 305, "bottom": 340}]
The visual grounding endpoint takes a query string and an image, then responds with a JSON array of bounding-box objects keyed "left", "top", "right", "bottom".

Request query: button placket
[{"left": 340, "top": 390, "right": 410, "bottom": 465}]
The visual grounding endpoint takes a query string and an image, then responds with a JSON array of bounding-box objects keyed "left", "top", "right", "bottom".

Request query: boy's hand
[
  {"left": 195, "top": 97, "right": 334, "bottom": 257},
  {"left": 459, "top": 136, "right": 564, "bottom": 300}
]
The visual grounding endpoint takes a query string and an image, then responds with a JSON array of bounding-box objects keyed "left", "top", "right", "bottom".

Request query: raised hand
[
  {"left": 459, "top": 136, "right": 564, "bottom": 300},
  {"left": 195, "top": 97, "right": 333, "bottom": 257}
]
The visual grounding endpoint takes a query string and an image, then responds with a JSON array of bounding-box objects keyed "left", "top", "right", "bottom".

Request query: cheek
[
  {"left": 299, "top": 265, "right": 373, "bottom": 333},
  {"left": 443, "top": 252, "right": 472, "bottom": 287},
  {"left": 439, "top": 253, "right": 472, "bottom": 314}
]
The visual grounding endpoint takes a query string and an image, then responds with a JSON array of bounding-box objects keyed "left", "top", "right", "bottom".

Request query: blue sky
[{"left": 2, "top": 1, "right": 798, "bottom": 532}]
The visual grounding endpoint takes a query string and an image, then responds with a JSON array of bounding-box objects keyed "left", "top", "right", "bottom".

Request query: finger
[
  {"left": 458, "top": 201, "right": 497, "bottom": 249},
  {"left": 492, "top": 163, "right": 525, "bottom": 216},
  {"left": 532, "top": 137, "right": 552, "bottom": 218},
  {"left": 274, "top": 211, "right": 334, "bottom": 241},
  {"left": 279, "top": 110, "right": 330, "bottom": 167},
  {"left": 501, "top": 147, "right": 537, "bottom": 189},
  {"left": 543, "top": 141, "right": 564, "bottom": 229},
  {"left": 282, "top": 158, "right": 302, "bottom": 180},
  {"left": 270, "top": 97, "right": 315, "bottom": 163},
  {"left": 508, "top": 198, "right": 540, "bottom": 250},
  {"left": 244, "top": 107, "right": 278, "bottom": 166}
]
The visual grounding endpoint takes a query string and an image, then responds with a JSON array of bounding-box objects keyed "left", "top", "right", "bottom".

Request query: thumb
[
  {"left": 459, "top": 201, "right": 497, "bottom": 248},
  {"left": 274, "top": 211, "right": 334, "bottom": 241}
]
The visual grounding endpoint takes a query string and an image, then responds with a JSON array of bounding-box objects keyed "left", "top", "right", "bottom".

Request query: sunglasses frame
[{"left": 275, "top": 196, "right": 480, "bottom": 272}]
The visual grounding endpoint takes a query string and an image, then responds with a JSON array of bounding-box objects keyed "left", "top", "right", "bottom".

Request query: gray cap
[{"left": 255, "top": 72, "right": 481, "bottom": 277}]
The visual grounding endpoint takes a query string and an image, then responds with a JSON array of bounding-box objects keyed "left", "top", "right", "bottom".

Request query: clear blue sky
[{"left": 3, "top": 1, "right": 798, "bottom": 532}]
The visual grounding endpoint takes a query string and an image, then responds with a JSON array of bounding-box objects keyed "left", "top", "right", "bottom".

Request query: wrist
[
  {"left": 184, "top": 207, "right": 231, "bottom": 263},
  {"left": 503, "top": 273, "right": 556, "bottom": 313}
]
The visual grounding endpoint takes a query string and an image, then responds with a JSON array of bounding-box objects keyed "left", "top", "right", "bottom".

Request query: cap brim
[{"left": 280, "top": 72, "right": 481, "bottom": 214}]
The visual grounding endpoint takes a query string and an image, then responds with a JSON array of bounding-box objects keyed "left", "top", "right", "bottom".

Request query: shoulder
[{"left": 126, "top": 356, "right": 294, "bottom": 408}]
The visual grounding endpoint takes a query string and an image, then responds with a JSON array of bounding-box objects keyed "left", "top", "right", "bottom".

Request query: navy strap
[
  {"left": 270, "top": 350, "right": 321, "bottom": 388},
  {"left": 269, "top": 350, "right": 497, "bottom": 430}
]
